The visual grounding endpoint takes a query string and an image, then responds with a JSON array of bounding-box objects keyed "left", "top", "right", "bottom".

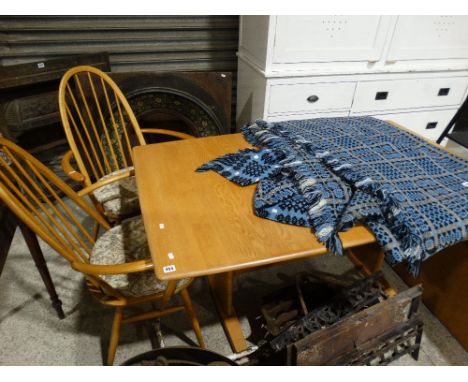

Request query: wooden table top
[{"left": 133, "top": 133, "right": 377, "bottom": 280}]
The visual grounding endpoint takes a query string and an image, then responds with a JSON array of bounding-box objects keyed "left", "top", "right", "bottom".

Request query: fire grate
[
  {"left": 248, "top": 272, "right": 423, "bottom": 366},
  {"left": 340, "top": 320, "right": 424, "bottom": 366}
]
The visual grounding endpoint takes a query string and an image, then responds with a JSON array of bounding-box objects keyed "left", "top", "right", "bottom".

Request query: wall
[{"left": 0, "top": 15, "right": 239, "bottom": 128}]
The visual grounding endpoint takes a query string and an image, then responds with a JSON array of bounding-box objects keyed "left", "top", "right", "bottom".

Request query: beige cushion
[
  {"left": 92, "top": 167, "right": 140, "bottom": 219},
  {"left": 90, "top": 215, "right": 190, "bottom": 297}
]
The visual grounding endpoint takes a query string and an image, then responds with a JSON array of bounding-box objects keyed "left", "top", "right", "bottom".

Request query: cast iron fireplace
[{"left": 110, "top": 71, "right": 232, "bottom": 139}]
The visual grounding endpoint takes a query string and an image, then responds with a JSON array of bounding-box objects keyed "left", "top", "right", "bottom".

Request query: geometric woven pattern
[
  {"left": 197, "top": 117, "right": 468, "bottom": 275},
  {"left": 197, "top": 148, "right": 284, "bottom": 186}
]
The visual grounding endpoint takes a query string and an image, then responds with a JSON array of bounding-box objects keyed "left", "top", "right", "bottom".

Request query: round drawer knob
[{"left": 307, "top": 95, "right": 319, "bottom": 103}]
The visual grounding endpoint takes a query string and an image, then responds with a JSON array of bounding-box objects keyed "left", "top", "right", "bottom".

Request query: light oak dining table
[{"left": 133, "top": 132, "right": 394, "bottom": 353}]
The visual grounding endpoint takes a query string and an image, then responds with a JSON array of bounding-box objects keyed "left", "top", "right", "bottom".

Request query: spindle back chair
[
  {"left": 58, "top": 65, "right": 194, "bottom": 220},
  {"left": 0, "top": 137, "right": 204, "bottom": 365},
  {"left": 59, "top": 65, "right": 145, "bottom": 185}
]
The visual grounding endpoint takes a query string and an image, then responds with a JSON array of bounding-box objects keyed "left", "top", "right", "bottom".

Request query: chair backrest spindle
[{"left": 66, "top": 81, "right": 104, "bottom": 179}]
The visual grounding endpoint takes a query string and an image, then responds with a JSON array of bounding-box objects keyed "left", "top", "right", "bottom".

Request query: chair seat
[
  {"left": 91, "top": 216, "right": 190, "bottom": 297},
  {"left": 92, "top": 167, "right": 140, "bottom": 219}
]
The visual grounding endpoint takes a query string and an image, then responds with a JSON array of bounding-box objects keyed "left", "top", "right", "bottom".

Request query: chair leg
[
  {"left": 180, "top": 288, "right": 205, "bottom": 348},
  {"left": 107, "top": 306, "right": 123, "bottom": 366}
]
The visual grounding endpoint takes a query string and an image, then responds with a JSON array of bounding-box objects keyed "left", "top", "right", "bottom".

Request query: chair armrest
[
  {"left": 77, "top": 168, "right": 135, "bottom": 197},
  {"left": 61, "top": 150, "right": 85, "bottom": 183},
  {"left": 72, "top": 259, "right": 154, "bottom": 275},
  {"left": 140, "top": 128, "right": 195, "bottom": 140}
]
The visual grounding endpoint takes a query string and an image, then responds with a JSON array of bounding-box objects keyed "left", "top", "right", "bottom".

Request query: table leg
[
  {"left": 347, "top": 243, "right": 396, "bottom": 297},
  {"left": 208, "top": 271, "right": 248, "bottom": 353},
  {"left": 19, "top": 223, "right": 65, "bottom": 319}
]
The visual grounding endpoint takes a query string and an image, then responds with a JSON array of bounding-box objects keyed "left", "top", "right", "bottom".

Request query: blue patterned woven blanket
[{"left": 197, "top": 117, "right": 468, "bottom": 275}]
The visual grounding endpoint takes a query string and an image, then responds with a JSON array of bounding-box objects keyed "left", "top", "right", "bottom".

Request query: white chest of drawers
[{"left": 237, "top": 16, "right": 468, "bottom": 143}]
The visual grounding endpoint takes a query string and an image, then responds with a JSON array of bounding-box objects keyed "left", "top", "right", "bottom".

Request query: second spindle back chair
[{"left": 59, "top": 65, "right": 194, "bottom": 221}]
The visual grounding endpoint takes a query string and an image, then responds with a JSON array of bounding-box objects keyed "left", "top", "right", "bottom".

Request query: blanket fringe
[{"left": 246, "top": 121, "right": 347, "bottom": 255}]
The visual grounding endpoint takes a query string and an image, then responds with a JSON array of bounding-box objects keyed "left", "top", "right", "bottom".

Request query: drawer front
[
  {"left": 268, "top": 82, "right": 356, "bottom": 115},
  {"left": 266, "top": 110, "right": 349, "bottom": 123},
  {"left": 352, "top": 77, "right": 468, "bottom": 113},
  {"left": 373, "top": 109, "right": 457, "bottom": 142}
]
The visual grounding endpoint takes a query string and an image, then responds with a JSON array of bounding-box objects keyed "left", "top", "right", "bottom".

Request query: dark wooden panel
[
  {"left": 394, "top": 242, "right": 468, "bottom": 350},
  {"left": 0, "top": 53, "right": 110, "bottom": 141},
  {"left": 0, "top": 53, "right": 110, "bottom": 90}
]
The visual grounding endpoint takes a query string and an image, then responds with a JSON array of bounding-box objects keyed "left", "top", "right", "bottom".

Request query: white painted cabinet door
[
  {"left": 387, "top": 16, "right": 468, "bottom": 61},
  {"left": 272, "top": 16, "right": 390, "bottom": 63}
]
